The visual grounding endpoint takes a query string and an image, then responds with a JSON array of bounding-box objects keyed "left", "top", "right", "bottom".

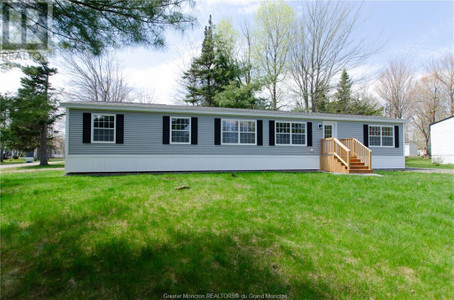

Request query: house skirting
[
  {"left": 65, "top": 155, "right": 320, "bottom": 173},
  {"left": 372, "top": 156, "right": 405, "bottom": 169},
  {"left": 65, "top": 154, "right": 405, "bottom": 173}
]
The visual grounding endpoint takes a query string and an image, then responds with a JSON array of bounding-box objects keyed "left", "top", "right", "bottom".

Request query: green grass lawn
[
  {"left": 1, "top": 171, "right": 453, "bottom": 299},
  {"left": 406, "top": 157, "right": 454, "bottom": 169},
  {"left": 0, "top": 158, "right": 65, "bottom": 166},
  {"left": 2, "top": 162, "right": 65, "bottom": 172},
  {"left": 0, "top": 158, "right": 27, "bottom": 165}
]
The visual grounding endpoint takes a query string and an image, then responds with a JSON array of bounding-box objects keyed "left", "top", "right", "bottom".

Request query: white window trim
[
  {"left": 275, "top": 121, "right": 307, "bottom": 146},
  {"left": 170, "top": 116, "right": 191, "bottom": 145},
  {"left": 221, "top": 119, "right": 257, "bottom": 145},
  {"left": 91, "top": 113, "right": 116, "bottom": 144},
  {"left": 369, "top": 125, "right": 395, "bottom": 148}
]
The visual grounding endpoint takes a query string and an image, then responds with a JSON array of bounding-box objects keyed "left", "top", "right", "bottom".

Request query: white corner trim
[{"left": 65, "top": 109, "right": 69, "bottom": 158}]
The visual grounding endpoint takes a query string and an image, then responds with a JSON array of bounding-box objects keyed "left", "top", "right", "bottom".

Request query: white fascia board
[{"left": 61, "top": 102, "right": 408, "bottom": 124}]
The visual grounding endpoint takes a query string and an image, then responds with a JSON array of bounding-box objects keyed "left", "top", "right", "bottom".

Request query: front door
[{"left": 323, "top": 122, "right": 337, "bottom": 139}]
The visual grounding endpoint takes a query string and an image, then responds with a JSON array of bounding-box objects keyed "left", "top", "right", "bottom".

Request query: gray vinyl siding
[
  {"left": 337, "top": 122, "right": 404, "bottom": 156},
  {"left": 68, "top": 109, "right": 404, "bottom": 156}
]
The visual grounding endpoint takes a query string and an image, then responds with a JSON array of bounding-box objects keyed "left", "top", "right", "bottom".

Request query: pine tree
[
  {"left": 182, "top": 59, "right": 202, "bottom": 106},
  {"left": 334, "top": 69, "right": 353, "bottom": 112},
  {"left": 182, "top": 17, "right": 265, "bottom": 108},
  {"left": 182, "top": 16, "right": 216, "bottom": 106},
  {"left": 9, "top": 61, "right": 59, "bottom": 165},
  {"left": 6, "top": 1, "right": 195, "bottom": 55},
  {"left": 312, "top": 84, "right": 330, "bottom": 112},
  {"left": 324, "top": 70, "right": 382, "bottom": 116}
]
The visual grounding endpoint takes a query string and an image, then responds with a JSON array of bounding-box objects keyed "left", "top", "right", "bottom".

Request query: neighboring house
[
  {"left": 50, "top": 136, "right": 65, "bottom": 158},
  {"left": 430, "top": 116, "right": 454, "bottom": 164},
  {"left": 405, "top": 141, "right": 418, "bottom": 157},
  {"left": 62, "top": 102, "right": 406, "bottom": 173}
]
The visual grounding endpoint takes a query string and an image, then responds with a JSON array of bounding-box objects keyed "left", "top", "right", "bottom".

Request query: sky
[{"left": 0, "top": 0, "right": 453, "bottom": 106}]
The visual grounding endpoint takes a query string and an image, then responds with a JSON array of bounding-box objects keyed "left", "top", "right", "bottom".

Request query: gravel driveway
[
  {"left": 404, "top": 168, "right": 454, "bottom": 175},
  {"left": 0, "top": 161, "right": 63, "bottom": 170}
]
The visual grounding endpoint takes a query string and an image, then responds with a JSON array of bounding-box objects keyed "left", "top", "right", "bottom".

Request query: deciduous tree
[
  {"left": 426, "top": 52, "right": 454, "bottom": 115},
  {"left": 253, "top": 0, "right": 295, "bottom": 110},
  {"left": 62, "top": 51, "right": 133, "bottom": 103},
  {"left": 289, "top": 1, "right": 374, "bottom": 112},
  {"left": 376, "top": 59, "right": 414, "bottom": 119},
  {"left": 411, "top": 75, "right": 449, "bottom": 154}
]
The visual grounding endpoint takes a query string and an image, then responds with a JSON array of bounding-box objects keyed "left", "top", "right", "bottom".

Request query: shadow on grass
[
  {"left": 20, "top": 163, "right": 65, "bottom": 170},
  {"left": 1, "top": 215, "right": 326, "bottom": 299}
]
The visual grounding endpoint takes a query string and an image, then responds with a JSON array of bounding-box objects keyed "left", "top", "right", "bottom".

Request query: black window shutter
[
  {"left": 214, "top": 118, "right": 221, "bottom": 145},
  {"left": 116, "top": 114, "right": 124, "bottom": 144},
  {"left": 191, "top": 117, "right": 198, "bottom": 145},
  {"left": 163, "top": 116, "right": 170, "bottom": 144},
  {"left": 363, "top": 124, "right": 369, "bottom": 147},
  {"left": 307, "top": 122, "right": 313, "bottom": 146},
  {"left": 394, "top": 125, "right": 399, "bottom": 148},
  {"left": 257, "top": 120, "right": 263, "bottom": 146},
  {"left": 82, "top": 113, "right": 91, "bottom": 143},
  {"left": 269, "top": 120, "right": 275, "bottom": 146}
]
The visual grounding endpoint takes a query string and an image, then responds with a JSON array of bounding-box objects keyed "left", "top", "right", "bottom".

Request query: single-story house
[
  {"left": 430, "top": 116, "right": 454, "bottom": 164},
  {"left": 62, "top": 102, "right": 407, "bottom": 174}
]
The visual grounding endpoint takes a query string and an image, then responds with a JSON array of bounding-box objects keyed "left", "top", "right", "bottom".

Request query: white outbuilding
[
  {"left": 430, "top": 116, "right": 454, "bottom": 164},
  {"left": 405, "top": 141, "right": 418, "bottom": 157}
]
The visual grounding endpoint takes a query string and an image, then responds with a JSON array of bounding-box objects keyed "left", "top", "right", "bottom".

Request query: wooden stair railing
[
  {"left": 340, "top": 138, "right": 372, "bottom": 170},
  {"left": 321, "top": 138, "right": 351, "bottom": 173},
  {"left": 321, "top": 138, "right": 373, "bottom": 174}
]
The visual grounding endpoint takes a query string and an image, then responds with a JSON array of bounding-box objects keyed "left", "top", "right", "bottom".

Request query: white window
[
  {"left": 324, "top": 125, "right": 333, "bottom": 139},
  {"left": 222, "top": 119, "right": 256, "bottom": 145},
  {"left": 369, "top": 125, "right": 394, "bottom": 147},
  {"left": 171, "top": 117, "right": 191, "bottom": 144},
  {"left": 382, "top": 126, "right": 394, "bottom": 146},
  {"left": 92, "top": 114, "right": 115, "bottom": 143},
  {"left": 369, "top": 126, "right": 381, "bottom": 146},
  {"left": 276, "top": 121, "right": 306, "bottom": 146}
]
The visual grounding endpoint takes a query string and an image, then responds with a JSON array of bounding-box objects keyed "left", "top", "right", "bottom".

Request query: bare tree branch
[
  {"left": 376, "top": 59, "right": 414, "bottom": 119},
  {"left": 61, "top": 51, "right": 133, "bottom": 103},
  {"left": 410, "top": 74, "right": 450, "bottom": 154},
  {"left": 253, "top": 0, "right": 295, "bottom": 110},
  {"left": 289, "top": 0, "right": 377, "bottom": 112},
  {"left": 426, "top": 52, "right": 454, "bottom": 115}
]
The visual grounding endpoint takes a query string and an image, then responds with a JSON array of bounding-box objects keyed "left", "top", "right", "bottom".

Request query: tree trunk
[
  {"left": 272, "top": 82, "right": 277, "bottom": 110},
  {"left": 39, "top": 67, "right": 50, "bottom": 166},
  {"left": 39, "top": 123, "right": 48, "bottom": 166},
  {"left": 424, "top": 134, "right": 431, "bottom": 158},
  {"left": 0, "top": 147, "right": 3, "bottom": 162},
  {"left": 304, "top": 93, "right": 309, "bottom": 112},
  {"left": 451, "top": 91, "right": 453, "bottom": 115}
]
